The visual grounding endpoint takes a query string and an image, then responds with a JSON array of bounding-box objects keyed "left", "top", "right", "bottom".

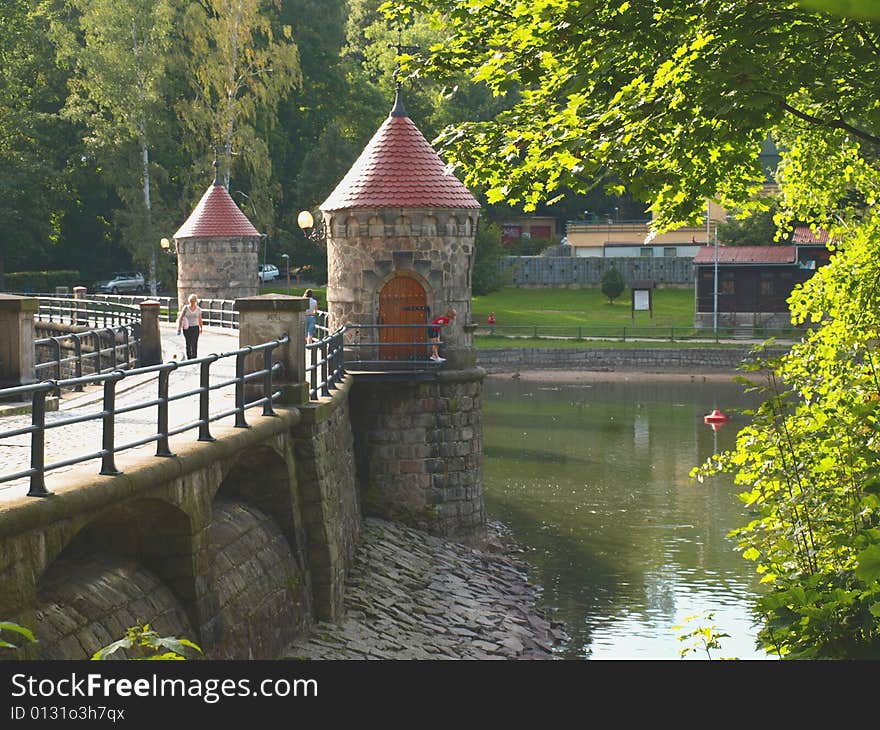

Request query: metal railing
[
  {"left": 339, "top": 322, "right": 445, "bottom": 370},
  {"left": 36, "top": 296, "right": 141, "bottom": 328},
  {"left": 305, "top": 324, "right": 346, "bottom": 400},
  {"left": 34, "top": 325, "right": 140, "bottom": 390},
  {"left": 0, "top": 334, "right": 289, "bottom": 497},
  {"left": 88, "top": 294, "right": 238, "bottom": 329}
]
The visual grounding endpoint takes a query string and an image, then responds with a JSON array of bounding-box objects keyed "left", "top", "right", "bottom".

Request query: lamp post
[
  {"left": 713, "top": 222, "right": 719, "bottom": 338},
  {"left": 281, "top": 253, "right": 290, "bottom": 294}
]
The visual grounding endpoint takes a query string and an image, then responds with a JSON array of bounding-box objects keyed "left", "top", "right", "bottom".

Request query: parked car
[
  {"left": 93, "top": 271, "right": 146, "bottom": 294},
  {"left": 258, "top": 264, "right": 280, "bottom": 282}
]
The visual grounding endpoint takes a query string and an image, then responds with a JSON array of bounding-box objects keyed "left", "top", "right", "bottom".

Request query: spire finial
[
  {"left": 212, "top": 156, "right": 220, "bottom": 185},
  {"left": 388, "top": 27, "right": 418, "bottom": 118}
]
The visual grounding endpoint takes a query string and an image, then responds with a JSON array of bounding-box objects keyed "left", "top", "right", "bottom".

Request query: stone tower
[
  {"left": 172, "top": 166, "right": 261, "bottom": 307},
  {"left": 321, "top": 91, "right": 486, "bottom": 543}
]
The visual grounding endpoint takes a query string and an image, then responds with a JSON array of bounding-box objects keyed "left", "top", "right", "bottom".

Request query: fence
[
  {"left": 0, "top": 334, "right": 289, "bottom": 497},
  {"left": 34, "top": 325, "right": 140, "bottom": 390}
]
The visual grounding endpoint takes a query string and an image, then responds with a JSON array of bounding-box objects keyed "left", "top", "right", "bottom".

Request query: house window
[
  {"left": 721, "top": 276, "right": 735, "bottom": 295},
  {"left": 640, "top": 247, "right": 654, "bottom": 257},
  {"left": 760, "top": 273, "right": 773, "bottom": 297},
  {"left": 663, "top": 247, "right": 677, "bottom": 257}
]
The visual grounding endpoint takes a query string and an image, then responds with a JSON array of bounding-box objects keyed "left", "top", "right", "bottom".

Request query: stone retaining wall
[
  {"left": 475, "top": 345, "right": 790, "bottom": 373},
  {"left": 349, "top": 368, "right": 486, "bottom": 543},
  {"left": 500, "top": 255, "right": 694, "bottom": 287}
]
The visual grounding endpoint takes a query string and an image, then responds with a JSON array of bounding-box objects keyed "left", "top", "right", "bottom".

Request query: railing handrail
[{"left": 0, "top": 333, "right": 290, "bottom": 497}]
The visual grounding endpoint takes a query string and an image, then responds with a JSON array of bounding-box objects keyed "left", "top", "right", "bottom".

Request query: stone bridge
[{"left": 0, "top": 294, "right": 486, "bottom": 660}]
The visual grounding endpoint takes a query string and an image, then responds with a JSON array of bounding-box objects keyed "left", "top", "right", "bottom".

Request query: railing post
[
  {"left": 138, "top": 300, "right": 162, "bottom": 366},
  {"left": 234, "top": 350, "right": 250, "bottom": 428},
  {"left": 198, "top": 359, "right": 215, "bottom": 441},
  {"left": 92, "top": 331, "right": 103, "bottom": 374},
  {"left": 0, "top": 295, "right": 38, "bottom": 392},
  {"left": 26, "top": 385, "right": 52, "bottom": 497},
  {"left": 99, "top": 373, "right": 122, "bottom": 476},
  {"left": 262, "top": 347, "right": 276, "bottom": 417},
  {"left": 156, "top": 366, "right": 175, "bottom": 457},
  {"left": 235, "top": 294, "right": 308, "bottom": 405},
  {"left": 51, "top": 337, "right": 62, "bottom": 380},
  {"left": 309, "top": 346, "right": 318, "bottom": 399},
  {"left": 320, "top": 339, "right": 329, "bottom": 397},
  {"left": 72, "top": 334, "right": 84, "bottom": 391}
]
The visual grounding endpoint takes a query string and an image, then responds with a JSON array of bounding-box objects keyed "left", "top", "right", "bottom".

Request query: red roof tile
[
  {"left": 321, "top": 95, "right": 480, "bottom": 211},
  {"left": 792, "top": 225, "right": 832, "bottom": 244},
  {"left": 174, "top": 183, "right": 260, "bottom": 239},
  {"left": 692, "top": 245, "right": 797, "bottom": 265}
]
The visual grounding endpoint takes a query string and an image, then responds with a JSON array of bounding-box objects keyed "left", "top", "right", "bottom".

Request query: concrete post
[
  {"left": 73, "top": 286, "right": 86, "bottom": 326},
  {"left": 0, "top": 294, "right": 38, "bottom": 393},
  {"left": 235, "top": 294, "right": 308, "bottom": 405},
  {"left": 138, "top": 300, "right": 162, "bottom": 366}
]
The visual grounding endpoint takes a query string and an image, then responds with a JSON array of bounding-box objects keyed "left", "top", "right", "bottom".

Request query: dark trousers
[{"left": 183, "top": 327, "right": 200, "bottom": 359}]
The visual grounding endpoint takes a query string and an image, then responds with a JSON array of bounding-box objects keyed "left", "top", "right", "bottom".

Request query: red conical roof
[
  {"left": 321, "top": 93, "right": 480, "bottom": 211},
  {"left": 174, "top": 182, "right": 260, "bottom": 239}
]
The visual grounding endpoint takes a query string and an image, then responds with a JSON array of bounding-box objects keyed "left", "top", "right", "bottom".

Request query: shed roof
[
  {"left": 692, "top": 245, "right": 797, "bottom": 265},
  {"left": 320, "top": 91, "right": 480, "bottom": 212},
  {"left": 792, "top": 225, "right": 832, "bottom": 244},
  {"left": 174, "top": 180, "right": 259, "bottom": 239}
]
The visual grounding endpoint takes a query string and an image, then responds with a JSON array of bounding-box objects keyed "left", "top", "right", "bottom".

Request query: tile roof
[
  {"left": 692, "top": 245, "right": 797, "bottom": 265},
  {"left": 792, "top": 225, "right": 832, "bottom": 244},
  {"left": 174, "top": 182, "right": 260, "bottom": 239},
  {"left": 321, "top": 92, "right": 481, "bottom": 211}
]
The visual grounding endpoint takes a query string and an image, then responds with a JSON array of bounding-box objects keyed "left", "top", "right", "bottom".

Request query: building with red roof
[
  {"left": 693, "top": 243, "right": 831, "bottom": 330},
  {"left": 171, "top": 165, "right": 261, "bottom": 305}
]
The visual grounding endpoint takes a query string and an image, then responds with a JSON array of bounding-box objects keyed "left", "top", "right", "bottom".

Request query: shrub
[{"left": 600, "top": 266, "right": 625, "bottom": 304}]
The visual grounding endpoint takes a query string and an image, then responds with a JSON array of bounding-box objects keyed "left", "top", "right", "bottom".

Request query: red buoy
[{"left": 704, "top": 409, "right": 730, "bottom": 431}]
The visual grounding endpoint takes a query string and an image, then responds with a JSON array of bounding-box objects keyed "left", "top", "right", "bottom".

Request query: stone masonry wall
[
  {"left": 500, "top": 255, "right": 695, "bottom": 287},
  {"left": 175, "top": 235, "right": 260, "bottom": 306},
  {"left": 475, "top": 345, "right": 790, "bottom": 373},
  {"left": 289, "top": 377, "right": 360, "bottom": 622},
  {"left": 349, "top": 368, "right": 486, "bottom": 544}
]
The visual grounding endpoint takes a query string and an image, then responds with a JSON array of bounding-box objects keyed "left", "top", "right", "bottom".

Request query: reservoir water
[{"left": 482, "top": 373, "right": 774, "bottom": 660}]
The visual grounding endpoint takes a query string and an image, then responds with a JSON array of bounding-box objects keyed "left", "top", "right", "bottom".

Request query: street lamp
[
  {"left": 297, "top": 209, "right": 326, "bottom": 242},
  {"left": 281, "top": 253, "right": 290, "bottom": 294},
  {"left": 713, "top": 222, "right": 719, "bottom": 338}
]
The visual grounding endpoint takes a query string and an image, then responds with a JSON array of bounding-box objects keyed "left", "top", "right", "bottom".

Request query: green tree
[
  {"left": 717, "top": 199, "right": 788, "bottom": 247},
  {"left": 47, "top": 0, "right": 175, "bottom": 294},
  {"left": 471, "top": 221, "right": 505, "bottom": 295},
  {"left": 390, "top": 0, "right": 880, "bottom": 657},
  {"left": 177, "top": 0, "right": 302, "bottom": 219},
  {"left": 0, "top": 4, "right": 70, "bottom": 287},
  {"left": 600, "top": 266, "right": 624, "bottom": 305}
]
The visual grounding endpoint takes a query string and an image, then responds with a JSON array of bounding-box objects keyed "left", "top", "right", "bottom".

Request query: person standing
[
  {"left": 428, "top": 308, "right": 456, "bottom": 362},
  {"left": 304, "top": 288, "right": 318, "bottom": 344},
  {"left": 176, "top": 293, "right": 203, "bottom": 359}
]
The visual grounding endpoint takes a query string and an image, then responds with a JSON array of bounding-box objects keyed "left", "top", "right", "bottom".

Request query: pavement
[{"left": 0, "top": 323, "right": 242, "bottom": 503}]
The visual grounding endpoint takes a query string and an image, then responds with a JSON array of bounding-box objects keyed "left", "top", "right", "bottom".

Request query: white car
[{"left": 258, "top": 264, "right": 280, "bottom": 282}]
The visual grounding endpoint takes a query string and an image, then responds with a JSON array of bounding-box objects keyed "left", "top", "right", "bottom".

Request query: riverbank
[{"left": 283, "top": 517, "right": 567, "bottom": 660}]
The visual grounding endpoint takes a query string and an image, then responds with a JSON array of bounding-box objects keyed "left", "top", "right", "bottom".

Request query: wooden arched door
[{"left": 378, "top": 276, "right": 428, "bottom": 361}]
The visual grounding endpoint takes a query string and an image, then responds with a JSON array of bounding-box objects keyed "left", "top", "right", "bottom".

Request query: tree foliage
[
  {"left": 388, "top": 0, "right": 880, "bottom": 657},
  {"left": 471, "top": 221, "right": 505, "bottom": 296},
  {"left": 600, "top": 266, "right": 624, "bottom": 305}
]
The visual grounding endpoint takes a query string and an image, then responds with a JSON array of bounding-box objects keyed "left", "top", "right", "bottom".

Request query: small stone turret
[
  {"left": 172, "top": 166, "right": 260, "bottom": 306},
  {"left": 320, "top": 91, "right": 487, "bottom": 543}
]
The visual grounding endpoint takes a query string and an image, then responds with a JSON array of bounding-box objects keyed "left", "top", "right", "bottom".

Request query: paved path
[{"left": 0, "top": 324, "right": 242, "bottom": 503}]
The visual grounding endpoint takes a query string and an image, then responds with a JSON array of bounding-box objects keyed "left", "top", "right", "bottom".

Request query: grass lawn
[{"left": 471, "top": 286, "right": 694, "bottom": 328}]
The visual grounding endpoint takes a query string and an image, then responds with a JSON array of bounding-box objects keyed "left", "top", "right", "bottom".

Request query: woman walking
[
  {"left": 304, "top": 289, "right": 318, "bottom": 344},
  {"left": 176, "top": 293, "right": 203, "bottom": 359}
]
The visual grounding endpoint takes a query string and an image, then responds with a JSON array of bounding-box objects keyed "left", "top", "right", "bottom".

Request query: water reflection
[{"left": 483, "top": 374, "right": 774, "bottom": 660}]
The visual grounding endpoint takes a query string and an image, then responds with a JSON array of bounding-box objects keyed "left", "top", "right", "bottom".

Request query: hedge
[{"left": 4, "top": 270, "right": 82, "bottom": 293}]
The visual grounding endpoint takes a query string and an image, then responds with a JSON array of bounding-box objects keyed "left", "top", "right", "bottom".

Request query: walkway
[{"left": 0, "top": 324, "right": 241, "bottom": 503}]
